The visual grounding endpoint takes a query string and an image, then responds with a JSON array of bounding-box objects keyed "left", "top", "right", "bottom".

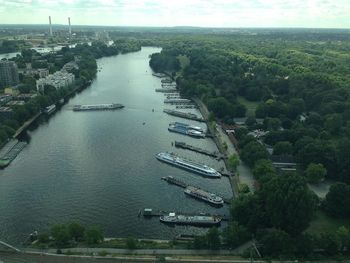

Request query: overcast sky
[{"left": 0, "top": 0, "right": 349, "bottom": 28}]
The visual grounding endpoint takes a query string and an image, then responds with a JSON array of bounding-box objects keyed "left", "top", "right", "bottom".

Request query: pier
[
  {"left": 155, "top": 88, "right": 178, "bottom": 93},
  {"left": 161, "top": 176, "right": 231, "bottom": 204},
  {"left": 174, "top": 141, "right": 225, "bottom": 160}
]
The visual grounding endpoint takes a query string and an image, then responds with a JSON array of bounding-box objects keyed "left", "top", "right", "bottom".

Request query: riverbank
[{"left": 192, "top": 97, "right": 240, "bottom": 198}]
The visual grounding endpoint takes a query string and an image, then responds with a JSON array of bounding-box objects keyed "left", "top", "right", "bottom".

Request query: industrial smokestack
[
  {"left": 68, "top": 17, "right": 72, "bottom": 35},
  {"left": 49, "top": 16, "right": 53, "bottom": 36}
]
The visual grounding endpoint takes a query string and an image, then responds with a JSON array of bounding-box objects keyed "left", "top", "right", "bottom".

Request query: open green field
[
  {"left": 237, "top": 96, "right": 259, "bottom": 117},
  {"left": 307, "top": 210, "right": 350, "bottom": 235}
]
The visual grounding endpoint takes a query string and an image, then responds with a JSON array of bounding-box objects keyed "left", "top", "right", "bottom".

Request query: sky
[{"left": 0, "top": 0, "right": 350, "bottom": 28}]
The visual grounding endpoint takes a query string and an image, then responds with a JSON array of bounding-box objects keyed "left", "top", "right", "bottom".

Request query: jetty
[
  {"left": 174, "top": 141, "right": 224, "bottom": 160},
  {"left": 155, "top": 88, "right": 178, "bottom": 93},
  {"left": 164, "top": 98, "right": 191, "bottom": 104},
  {"left": 161, "top": 176, "right": 231, "bottom": 204},
  {"left": 0, "top": 139, "right": 27, "bottom": 168},
  {"left": 139, "top": 208, "right": 229, "bottom": 221},
  {"left": 163, "top": 109, "right": 205, "bottom": 122}
]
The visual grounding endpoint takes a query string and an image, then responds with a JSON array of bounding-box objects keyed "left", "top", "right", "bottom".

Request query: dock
[
  {"left": 174, "top": 141, "right": 224, "bottom": 160},
  {"left": 161, "top": 176, "right": 231, "bottom": 204},
  {"left": 164, "top": 98, "right": 192, "bottom": 104},
  {"left": 139, "top": 208, "right": 230, "bottom": 221},
  {"left": 155, "top": 88, "right": 178, "bottom": 93},
  {"left": 0, "top": 139, "right": 27, "bottom": 168}
]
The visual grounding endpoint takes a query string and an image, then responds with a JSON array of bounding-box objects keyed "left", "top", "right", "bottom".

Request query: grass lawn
[
  {"left": 307, "top": 210, "right": 350, "bottom": 235},
  {"left": 237, "top": 96, "right": 259, "bottom": 117}
]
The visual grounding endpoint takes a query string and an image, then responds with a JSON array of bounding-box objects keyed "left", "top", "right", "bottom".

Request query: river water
[{"left": 0, "top": 47, "right": 232, "bottom": 245}]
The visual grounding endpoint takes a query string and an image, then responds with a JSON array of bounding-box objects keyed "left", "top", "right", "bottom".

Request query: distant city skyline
[{"left": 0, "top": 0, "right": 350, "bottom": 28}]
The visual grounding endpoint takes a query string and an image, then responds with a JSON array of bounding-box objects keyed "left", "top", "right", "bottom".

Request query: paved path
[{"left": 216, "top": 127, "right": 255, "bottom": 192}]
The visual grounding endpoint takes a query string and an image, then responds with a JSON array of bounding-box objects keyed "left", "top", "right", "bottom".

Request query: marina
[{"left": 0, "top": 47, "right": 232, "bottom": 245}]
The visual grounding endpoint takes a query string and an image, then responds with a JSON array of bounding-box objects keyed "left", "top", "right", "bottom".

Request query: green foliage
[
  {"left": 261, "top": 174, "right": 317, "bottom": 235},
  {"left": 240, "top": 141, "right": 269, "bottom": 168},
  {"left": 238, "top": 183, "right": 250, "bottom": 194},
  {"left": 228, "top": 154, "right": 240, "bottom": 171},
  {"left": 51, "top": 224, "right": 70, "bottom": 247},
  {"left": 84, "top": 226, "right": 104, "bottom": 244},
  {"left": 252, "top": 159, "right": 276, "bottom": 181},
  {"left": 324, "top": 183, "right": 350, "bottom": 218},
  {"left": 68, "top": 222, "right": 85, "bottom": 242},
  {"left": 206, "top": 227, "right": 221, "bottom": 250},
  {"left": 258, "top": 228, "right": 293, "bottom": 257},
  {"left": 305, "top": 163, "right": 327, "bottom": 183},
  {"left": 222, "top": 221, "right": 250, "bottom": 249},
  {"left": 273, "top": 141, "right": 293, "bottom": 155},
  {"left": 126, "top": 237, "right": 138, "bottom": 249}
]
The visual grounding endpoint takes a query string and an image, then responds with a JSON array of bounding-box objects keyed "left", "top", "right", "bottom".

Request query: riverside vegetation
[{"left": 147, "top": 28, "right": 350, "bottom": 260}]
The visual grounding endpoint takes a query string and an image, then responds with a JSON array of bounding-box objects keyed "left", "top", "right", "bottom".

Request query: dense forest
[{"left": 147, "top": 30, "right": 350, "bottom": 259}]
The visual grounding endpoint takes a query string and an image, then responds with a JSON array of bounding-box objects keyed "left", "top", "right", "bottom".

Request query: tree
[
  {"left": 231, "top": 194, "right": 266, "bottom": 232},
  {"left": 324, "top": 183, "right": 350, "bottom": 218},
  {"left": 305, "top": 163, "right": 327, "bottom": 183},
  {"left": 240, "top": 141, "right": 269, "bottom": 168},
  {"left": 273, "top": 141, "right": 293, "bottom": 155},
  {"left": 261, "top": 174, "right": 317, "bottom": 235},
  {"left": 206, "top": 227, "right": 220, "bottom": 250},
  {"left": 51, "top": 224, "right": 70, "bottom": 247},
  {"left": 68, "top": 222, "right": 85, "bottom": 242},
  {"left": 336, "top": 226, "right": 350, "bottom": 251},
  {"left": 318, "top": 232, "right": 341, "bottom": 256},
  {"left": 228, "top": 154, "right": 240, "bottom": 171},
  {"left": 222, "top": 221, "right": 250, "bottom": 249},
  {"left": 126, "top": 237, "right": 137, "bottom": 249},
  {"left": 252, "top": 159, "right": 276, "bottom": 181},
  {"left": 84, "top": 226, "right": 104, "bottom": 244},
  {"left": 258, "top": 228, "right": 294, "bottom": 257}
]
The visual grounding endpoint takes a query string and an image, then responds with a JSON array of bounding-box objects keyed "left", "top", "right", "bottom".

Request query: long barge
[
  {"left": 73, "top": 103, "right": 124, "bottom": 111},
  {"left": 160, "top": 212, "right": 221, "bottom": 226},
  {"left": 162, "top": 176, "right": 224, "bottom": 206},
  {"left": 156, "top": 152, "right": 221, "bottom": 178},
  {"left": 163, "top": 109, "right": 204, "bottom": 122},
  {"left": 0, "top": 139, "right": 27, "bottom": 168}
]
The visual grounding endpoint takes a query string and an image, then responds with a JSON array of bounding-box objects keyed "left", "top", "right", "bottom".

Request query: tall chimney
[
  {"left": 68, "top": 17, "right": 72, "bottom": 35},
  {"left": 49, "top": 16, "right": 53, "bottom": 36}
]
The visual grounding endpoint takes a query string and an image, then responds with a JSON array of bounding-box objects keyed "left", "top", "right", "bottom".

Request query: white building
[{"left": 36, "top": 70, "right": 75, "bottom": 93}]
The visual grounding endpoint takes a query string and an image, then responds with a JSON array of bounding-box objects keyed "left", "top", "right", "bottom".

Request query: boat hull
[{"left": 156, "top": 154, "right": 221, "bottom": 178}]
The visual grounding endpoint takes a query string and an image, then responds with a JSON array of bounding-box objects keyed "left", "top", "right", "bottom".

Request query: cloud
[{"left": 0, "top": 0, "right": 349, "bottom": 28}]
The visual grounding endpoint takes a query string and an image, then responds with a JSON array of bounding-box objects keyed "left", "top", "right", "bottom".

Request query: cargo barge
[{"left": 73, "top": 103, "right": 124, "bottom": 111}]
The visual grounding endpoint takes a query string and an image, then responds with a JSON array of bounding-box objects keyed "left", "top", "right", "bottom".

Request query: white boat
[{"left": 156, "top": 152, "right": 221, "bottom": 178}]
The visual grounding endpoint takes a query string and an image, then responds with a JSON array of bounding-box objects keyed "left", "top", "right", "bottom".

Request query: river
[{"left": 0, "top": 47, "right": 232, "bottom": 246}]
